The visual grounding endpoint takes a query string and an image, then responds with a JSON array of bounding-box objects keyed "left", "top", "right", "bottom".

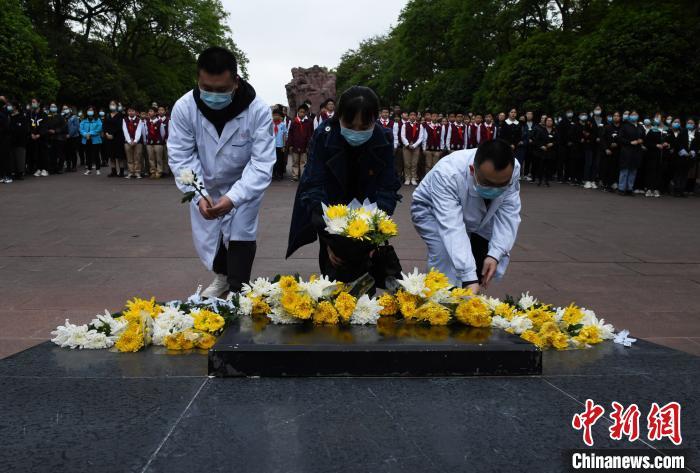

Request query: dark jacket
[
  {"left": 286, "top": 120, "right": 402, "bottom": 258},
  {"left": 619, "top": 121, "right": 645, "bottom": 169},
  {"left": 103, "top": 112, "right": 125, "bottom": 144},
  {"left": 44, "top": 113, "right": 66, "bottom": 142},
  {"left": 10, "top": 113, "right": 29, "bottom": 147},
  {"left": 602, "top": 123, "right": 621, "bottom": 153},
  {"left": 533, "top": 125, "right": 557, "bottom": 159},
  {"left": 498, "top": 119, "right": 521, "bottom": 148},
  {"left": 287, "top": 116, "right": 313, "bottom": 151}
]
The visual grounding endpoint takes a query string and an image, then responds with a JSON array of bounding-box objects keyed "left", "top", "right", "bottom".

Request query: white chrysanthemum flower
[
  {"left": 91, "top": 310, "right": 128, "bottom": 339},
  {"left": 51, "top": 320, "right": 111, "bottom": 349},
  {"left": 177, "top": 168, "right": 195, "bottom": 185},
  {"left": 428, "top": 288, "right": 452, "bottom": 304},
  {"left": 480, "top": 295, "right": 501, "bottom": 312},
  {"left": 491, "top": 315, "right": 511, "bottom": 330},
  {"left": 554, "top": 307, "right": 565, "bottom": 324},
  {"left": 508, "top": 315, "right": 533, "bottom": 334},
  {"left": 238, "top": 294, "right": 253, "bottom": 316},
  {"left": 590, "top": 318, "right": 615, "bottom": 340},
  {"left": 350, "top": 295, "right": 382, "bottom": 325},
  {"left": 398, "top": 268, "right": 428, "bottom": 296},
  {"left": 518, "top": 291, "right": 537, "bottom": 310},
  {"left": 613, "top": 329, "right": 636, "bottom": 347},
  {"left": 267, "top": 306, "right": 301, "bottom": 324},
  {"left": 299, "top": 275, "right": 337, "bottom": 301},
  {"left": 152, "top": 307, "right": 193, "bottom": 345},
  {"left": 325, "top": 216, "right": 349, "bottom": 235},
  {"left": 579, "top": 308, "right": 598, "bottom": 326},
  {"left": 248, "top": 277, "right": 274, "bottom": 297}
]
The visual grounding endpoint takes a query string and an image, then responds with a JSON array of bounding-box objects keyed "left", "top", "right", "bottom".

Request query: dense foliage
[
  {"left": 336, "top": 0, "right": 700, "bottom": 116},
  {"left": 0, "top": 0, "right": 247, "bottom": 107}
]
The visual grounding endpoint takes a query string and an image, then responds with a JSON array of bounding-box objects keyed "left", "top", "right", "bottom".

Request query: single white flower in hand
[{"left": 177, "top": 169, "right": 196, "bottom": 186}]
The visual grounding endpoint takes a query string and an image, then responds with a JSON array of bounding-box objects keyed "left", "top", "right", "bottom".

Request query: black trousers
[
  {"left": 48, "top": 140, "right": 65, "bottom": 173},
  {"left": 273, "top": 147, "right": 286, "bottom": 178},
  {"left": 469, "top": 233, "right": 489, "bottom": 284},
  {"left": 212, "top": 240, "right": 257, "bottom": 293},
  {"left": 65, "top": 137, "right": 79, "bottom": 170},
  {"left": 86, "top": 142, "right": 101, "bottom": 170}
]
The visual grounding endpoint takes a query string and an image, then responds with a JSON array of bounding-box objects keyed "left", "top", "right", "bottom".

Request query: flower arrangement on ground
[
  {"left": 322, "top": 198, "right": 398, "bottom": 245},
  {"left": 51, "top": 288, "right": 238, "bottom": 352}
]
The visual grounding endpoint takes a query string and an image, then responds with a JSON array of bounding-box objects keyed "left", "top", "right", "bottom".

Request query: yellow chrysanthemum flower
[
  {"left": 281, "top": 289, "right": 301, "bottom": 313},
  {"left": 377, "top": 218, "right": 398, "bottom": 236},
  {"left": 346, "top": 218, "right": 370, "bottom": 240},
  {"left": 193, "top": 309, "right": 225, "bottom": 333},
  {"left": 248, "top": 294, "right": 271, "bottom": 316},
  {"left": 574, "top": 325, "right": 602, "bottom": 345},
  {"left": 525, "top": 306, "right": 555, "bottom": 330},
  {"left": 115, "top": 324, "right": 144, "bottom": 352},
  {"left": 550, "top": 331, "right": 570, "bottom": 350},
  {"left": 450, "top": 287, "right": 473, "bottom": 301},
  {"left": 325, "top": 204, "right": 349, "bottom": 220},
  {"left": 378, "top": 293, "right": 399, "bottom": 316},
  {"left": 278, "top": 275, "right": 298, "bottom": 291},
  {"left": 521, "top": 329, "right": 545, "bottom": 348},
  {"left": 396, "top": 290, "right": 419, "bottom": 320},
  {"left": 195, "top": 332, "right": 217, "bottom": 350},
  {"left": 291, "top": 294, "right": 314, "bottom": 320},
  {"left": 164, "top": 331, "right": 196, "bottom": 350},
  {"left": 562, "top": 303, "right": 584, "bottom": 326},
  {"left": 334, "top": 292, "right": 357, "bottom": 322},
  {"left": 124, "top": 297, "right": 162, "bottom": 319},
  {"left": 313, "top": 301, "right": 340, "bottom": 325},
  {"left": 455, "top": 298, "right": 492, "bottom": 327},
  {"left": 424, "top": 269, "right": 451, "bottom": 297},
  {"left": 415, "top": 302, "right": 451, "bottom": 325},
  {"left": 494, "top": 302, "right": 518, "bottom": 320}
]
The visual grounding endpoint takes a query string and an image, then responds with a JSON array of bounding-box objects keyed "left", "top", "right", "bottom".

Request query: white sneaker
[
  {"left": 4, "top": 177, "right": 12, "bottom": 183},
  {"left": 96, "top": 170, "right": 101, "bottom": 176},
  {"left": 612, "top": 183, "right": 618, "bottom": 190},
  {"left": 653, "top": 190, "right": 660, "bottom": 198},
  {"left": 411, "top": 179, "right": 418, "bottom": 186},
  {"left": 634, "top": 189, "right": 644, "bottom": 194},
  {"left": 201, "top": 274, "right": 229, "bottom": 299},
  {"left": 404, "top": 179, "right": 410, "bottom": 185},
  {"left": 124, "top": 174, "right": 132, "bottom": 179},
  {"left": 41, "top": 170, "right": 49, "bottom": 177},
  {"left": 84, "top": 170, "right": 91, "bottom": 175},
  {"left": 584, "top": 181, "right": 592, "bottom": 189},
  {"left": 136, "top": 174, "right": 142, "bottom": 179},
  {"left": 591, "top": 182, "right": 598, "bottom": 189},
  {"left": 644, "top": 190, "right": 653, "bottom": 197},
  {"left": 33, "top": 170, "right": 41, "bottom": 177}
]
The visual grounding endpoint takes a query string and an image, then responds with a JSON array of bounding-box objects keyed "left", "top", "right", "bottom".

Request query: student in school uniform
[
  {"left": 401, "top": 111, "right": 425, "bottom": 186},
  {"left": 158, "top": 106, "right": 171, "bottom": 177},
  {"left": 287, "top": 103, "right": 313, "bottom": 181},
  {"left": 145, "top": 107, "right": 165, "bottom": 178},
  {"left": 469, "top": 114, "right": 491, "bottom": 150},
  {"left": 271, "top": 107, "right": 288, "bottom": 181},
  {"left": 439, "top": 117, "right": 450, "bottom": 155},
  {"left": 446, "top": 112, "right": 467, "bottom": 152},
  {"left": 422, "top": 112, "right": 442, "bottom": 175},
  {"left": 122, "top": 106, "right": 144, "bottom": 179},
  {"left": 313, "top": 98, "right": 335, "bottom": 130},
  {"left": 498, "top": 108, "right": 521, "bottom": 156},
  {"left": 376, "top": 107, "right": 394, "bottom": 144}
]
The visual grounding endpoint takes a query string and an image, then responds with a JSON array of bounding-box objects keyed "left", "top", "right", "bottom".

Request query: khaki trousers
[
  {"left": 291, "top": 151, "right": 307, "bottom": 180},
  {"left": 424, "top": 150, "right": 442, "bottom": 173},
  {"left": 403, "top": 146, "right": 421, "bottom": 181},
  {"left": 147, "top": 144, "right": 164, "bottom": 176},
  {"left": 124, "top": 143, "right": 142, "bottom": 175}
]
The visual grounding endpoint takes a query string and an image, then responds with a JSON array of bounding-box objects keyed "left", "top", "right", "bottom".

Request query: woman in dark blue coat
[{"left": 286, "top": 86, "right": 402, "bottom": 282}]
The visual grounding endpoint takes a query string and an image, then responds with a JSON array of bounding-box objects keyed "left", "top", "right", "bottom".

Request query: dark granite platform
[
  {"left": 0, "top": 339, "right": 697, "bottom": 473},
  {"left": 208, "top": 320, "right": 541, "bottom": 377}
]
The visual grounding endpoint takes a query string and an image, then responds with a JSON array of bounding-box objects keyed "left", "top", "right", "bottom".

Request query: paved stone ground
[{"left": 1, "top": 172, "right": 699, "bottom": 358}]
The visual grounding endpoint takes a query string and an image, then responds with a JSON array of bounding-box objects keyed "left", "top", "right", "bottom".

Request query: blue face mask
[
  {"left": 629, "top": 114, "right": 638, "bottom": 122},
  {"left": 606, "top": 116, "right": 613, "bottom": 123},
  {"left": 340, "top": 125, "right": 374, "bottom": 147},
  {"left": 473, "top": 168, "right": 508, "bottom": 199},
  {"left": 672, "top": 122, "right": 681, "bottom": 130},
  {"left": 49, "top": 106, "right": 58, "bottom": 113},
  {"left": 686, "top": 123, "right": 695, "bottom": 131},
  {"left": 87, "top": 111, "right": 94, "bottom": 117},
  {"left": 199, "top": 89, "right": 233, "bottom": 110},
  {"left": 6, "top": 105, "right": 13, "bottom": 112},
  {"left": 643, "top": 119, "right": 651, "bottom": 126}
]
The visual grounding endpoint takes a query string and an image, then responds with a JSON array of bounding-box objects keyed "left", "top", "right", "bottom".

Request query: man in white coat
[
  {"left": 411, "top": 139, "right": 521, "bottom": 293},
  {"left": 168, "top": 47, "right": 276, "bottom": 298}
]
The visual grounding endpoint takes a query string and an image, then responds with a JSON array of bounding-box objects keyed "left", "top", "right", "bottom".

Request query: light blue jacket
[
  {"left": 411, "top": 149, "right": 521, "bottom": 284},
  {"left": 80, "top": 118, "right": 103, "bottom": 144}
]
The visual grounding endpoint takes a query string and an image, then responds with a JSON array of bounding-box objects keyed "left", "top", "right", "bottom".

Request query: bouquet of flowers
[
  {"left": 51, "top": 289, "right": 238, "bottom": 352},
  {"left": 376, "top": 268, "right": 624, "bottom": 351},
  {"left": 322, "top": 199, "right": 398, "bottom": 246},
  {"left": 237, "top": 274, "right": 383, "bottom": 325}
]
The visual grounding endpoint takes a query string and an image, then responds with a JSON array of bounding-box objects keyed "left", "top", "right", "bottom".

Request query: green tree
[{"left": 0, "top": 0, "right": 59, "bottom": 100}]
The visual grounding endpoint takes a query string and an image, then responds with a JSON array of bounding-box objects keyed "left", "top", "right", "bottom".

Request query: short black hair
[
  {"left": 332, "top": 86, "right": 379, "bottom": 127},
  {"left": 321, "top": 98, "right": 335, "bottom": 108},
  {"left": 475, "top": 139, "right": 515, "bottom": 171},
  {"left": 298, "top": 104, "right": 309, "bottom": 112},
  {"left": 272, "top": 107, "right": 282, "bottom": 116},
  {"left": 197, "top": 47, "right": 238, "bottom": 76}
]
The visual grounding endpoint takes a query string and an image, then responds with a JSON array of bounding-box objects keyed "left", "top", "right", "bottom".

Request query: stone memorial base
[{"left": 209, "top": 319, "right": 542, "bottom": 377}]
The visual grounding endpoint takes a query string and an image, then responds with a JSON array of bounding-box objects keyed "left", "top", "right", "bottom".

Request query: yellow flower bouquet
[{"left": 322, "top": 198, "right": 398, "bottom": 246}]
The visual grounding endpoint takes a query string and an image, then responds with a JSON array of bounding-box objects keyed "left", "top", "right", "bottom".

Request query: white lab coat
[
  {"left": 411, "top": 149, "right": 521, "bottom": 285},
  {"left": 167, "top": 90, "right": 276, "bottom": 270}
]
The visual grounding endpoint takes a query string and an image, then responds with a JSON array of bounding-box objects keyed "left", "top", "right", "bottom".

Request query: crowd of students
[
  {"left": 0, "top": 96, "right": 172, "bottom": 183},
  {"left": 273, "top": 101, "right": 699, "bottom": 198}
]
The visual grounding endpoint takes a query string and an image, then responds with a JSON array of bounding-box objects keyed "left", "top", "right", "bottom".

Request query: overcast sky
[{"left": 222, "top": 0, "right": 408, "bottom": 107}]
